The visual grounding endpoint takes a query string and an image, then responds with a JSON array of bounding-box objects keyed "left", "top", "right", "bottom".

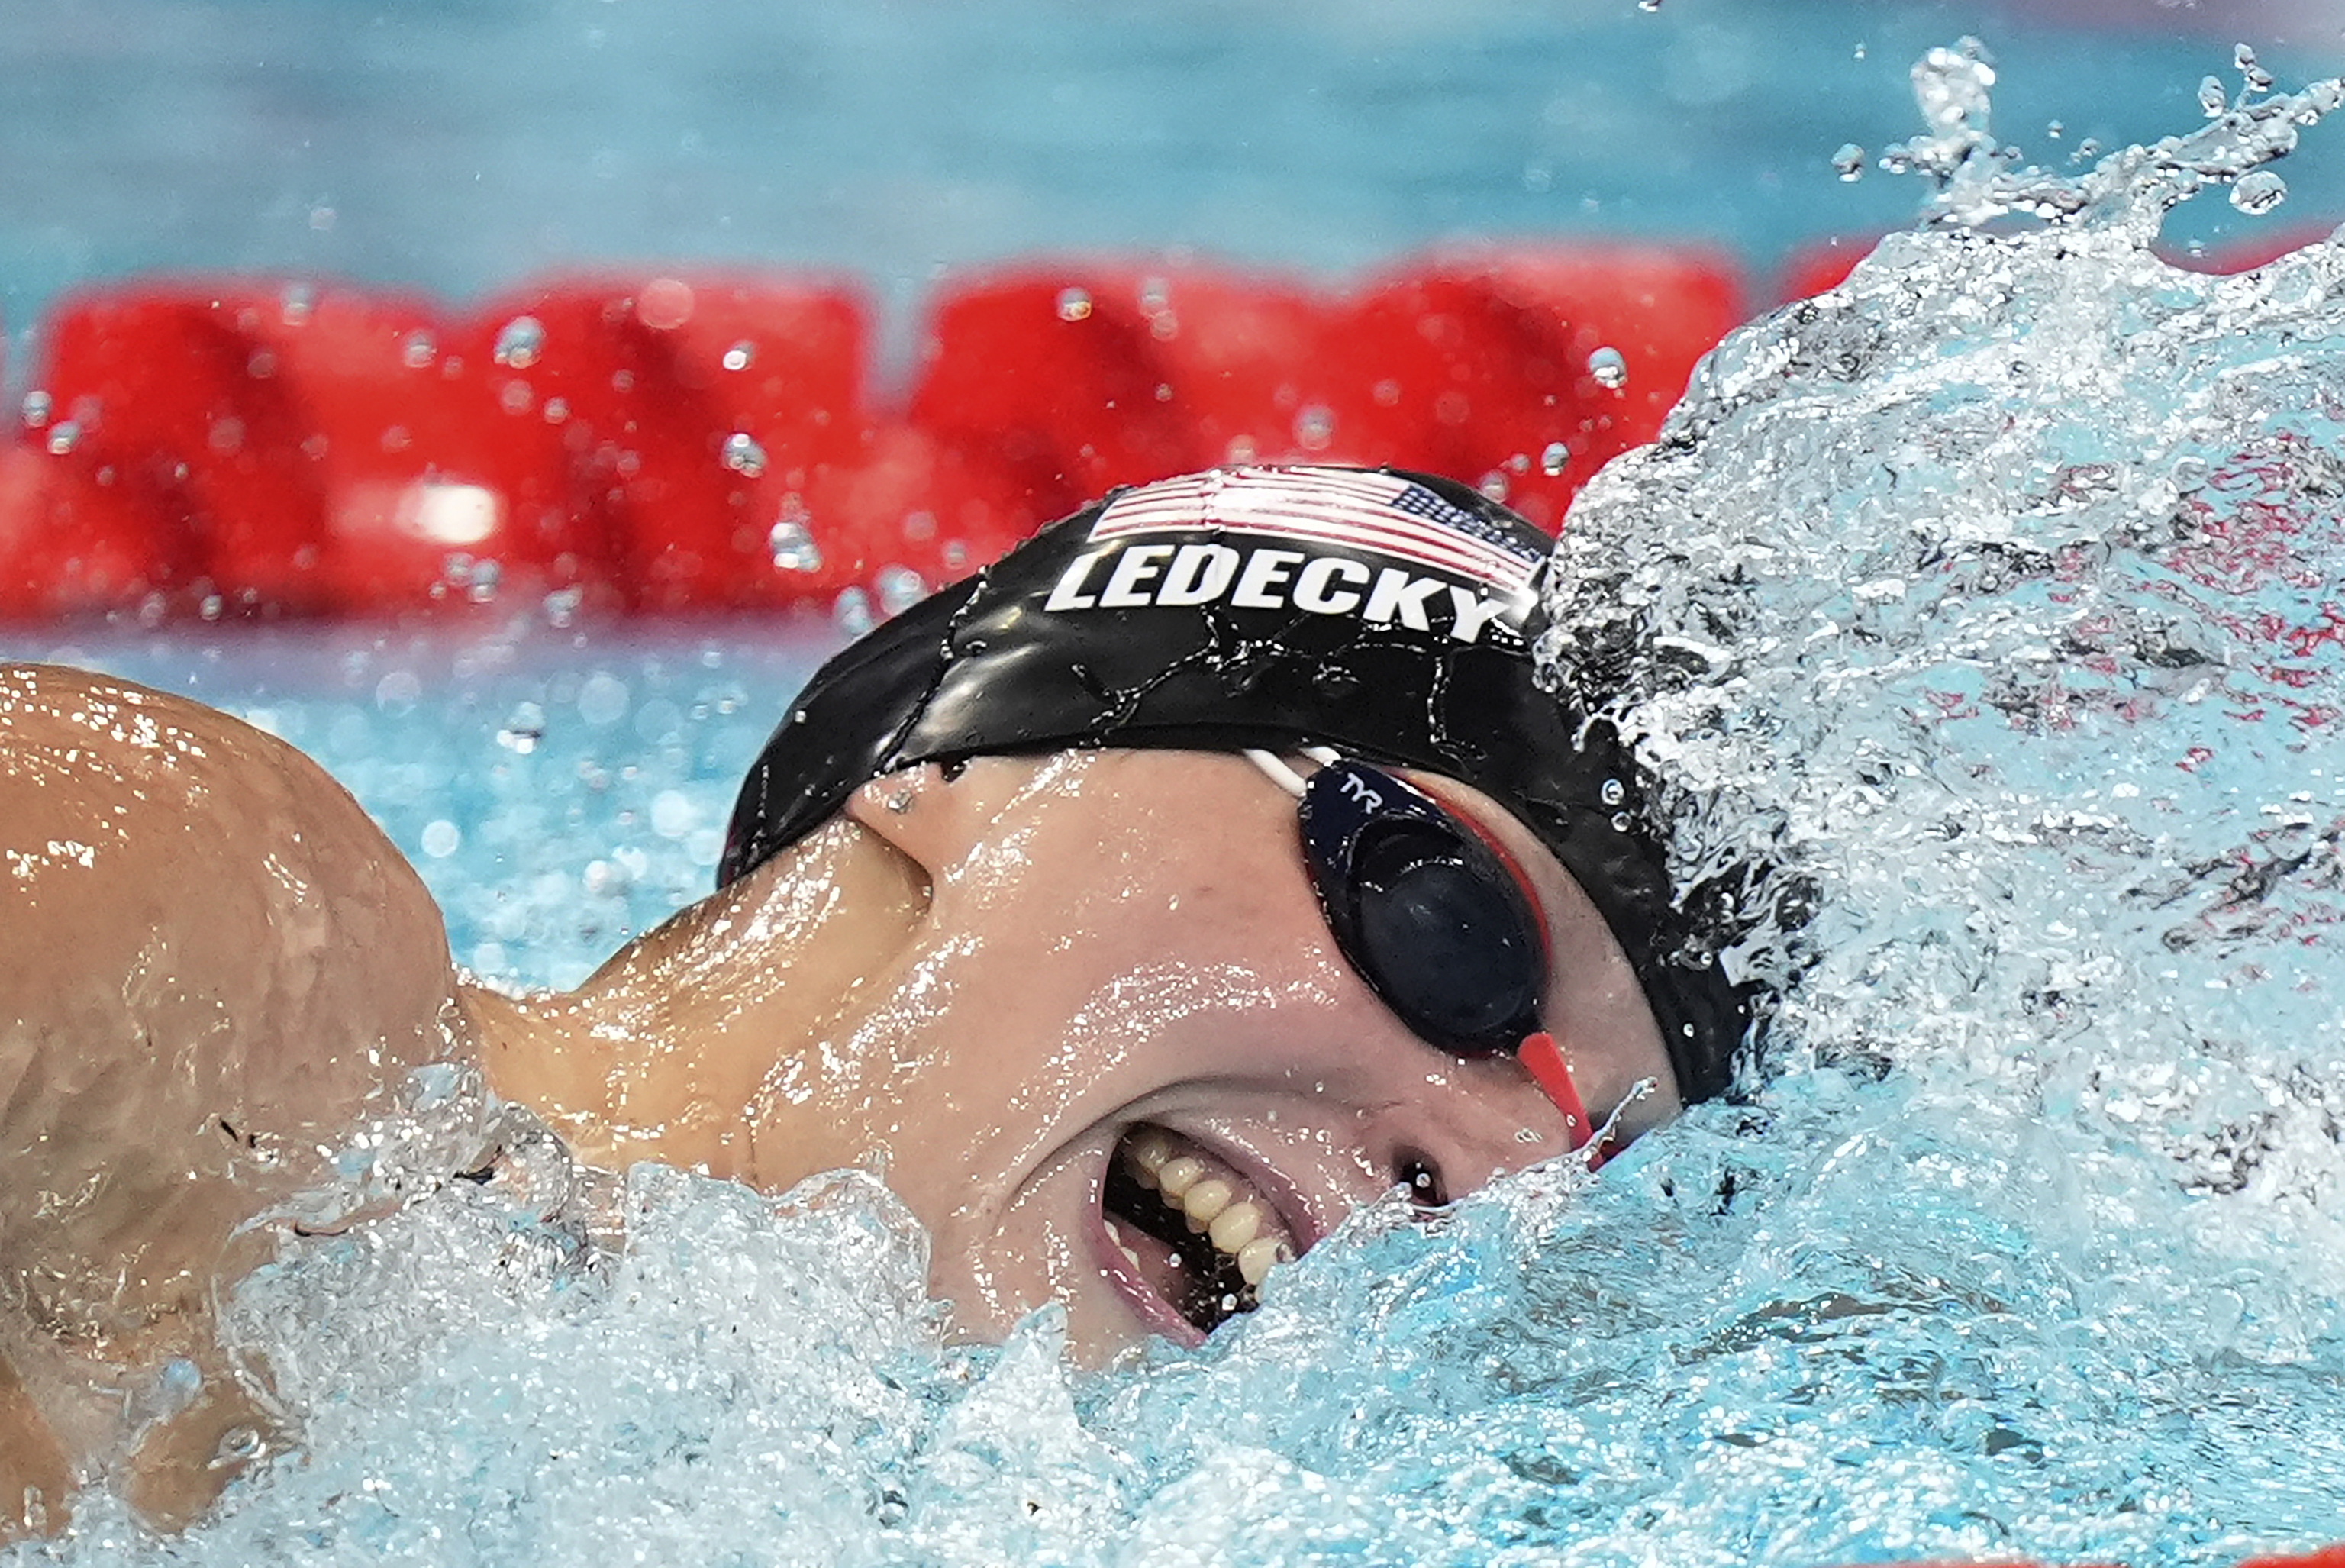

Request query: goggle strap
[
  {"left": 1244, "top": 748, "right": 1311, "bottom": 799},
  {"left": 1519, "top": 1031, "right": 1604, "bottom": 1165}
]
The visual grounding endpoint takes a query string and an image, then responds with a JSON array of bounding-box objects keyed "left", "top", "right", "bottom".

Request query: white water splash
[{"left": 13, "top": 40, "right": 2345, "bottom": 1568}]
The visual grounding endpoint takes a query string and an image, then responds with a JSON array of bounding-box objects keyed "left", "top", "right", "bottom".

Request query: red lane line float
[
  {"left": 908, "top": 245, "right": 1745, "bottom": 536},
  {"left": 0, "top": 239, "right": 1993, "bottom": 622},
  {"left": 13, "top": 282, "right": 608, "bottom": 618},
  {"left": 478, "top": 273, "right": 868, "bottom": 612}
]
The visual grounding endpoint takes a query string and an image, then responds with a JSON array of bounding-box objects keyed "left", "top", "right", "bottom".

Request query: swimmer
[{"left": 0, "top": 465, "right": 1756, "bottom": 1531}]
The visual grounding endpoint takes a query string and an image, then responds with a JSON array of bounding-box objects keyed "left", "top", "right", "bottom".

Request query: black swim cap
[{"left": 721, "top": 465, "right": 1756, "bottom": 1102}]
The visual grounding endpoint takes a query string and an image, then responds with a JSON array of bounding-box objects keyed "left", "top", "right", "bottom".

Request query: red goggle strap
[{"left": 1518, "top": 1031, "right": 1611, "bottom": 1169}]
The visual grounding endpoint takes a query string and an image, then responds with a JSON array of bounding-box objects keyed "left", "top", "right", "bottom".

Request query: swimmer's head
[{"left": 722, "top": 464, "right": 1760, "bottom": 1105}]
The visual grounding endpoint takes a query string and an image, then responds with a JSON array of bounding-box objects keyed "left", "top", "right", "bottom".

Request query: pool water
[{"left": 9, "top": 37, "right": 2345, "bottom": 1568}]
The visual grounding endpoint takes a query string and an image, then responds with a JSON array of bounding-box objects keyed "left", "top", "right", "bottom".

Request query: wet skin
[
  {"left": 480, "top": 748, "right": 1679, "bottom": 1358},
  {"left": 0, "top": 662, "right": 1676, "bottom": 1531}
]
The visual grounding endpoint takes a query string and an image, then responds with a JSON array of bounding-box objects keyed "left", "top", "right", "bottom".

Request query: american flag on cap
[{"left": 1089, "top": 467, "right": 1545, "bottom": 596}]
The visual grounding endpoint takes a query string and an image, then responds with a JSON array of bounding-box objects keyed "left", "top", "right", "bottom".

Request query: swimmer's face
[{"left": 725, "top": 749, "right": 1676, "bottom": 1361}]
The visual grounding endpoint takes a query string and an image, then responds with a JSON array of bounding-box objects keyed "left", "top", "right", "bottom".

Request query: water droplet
[
  {"left": 542, "top": 586, "right": 584, "bottom": 628},
  {"left": 2199, "top": 75, "right": 2230, "bottom": 118},
  {"left": 1478, "top": 471, "right": 1510, "bottom": 502},
  {"left": 1610, "top": 810, "right": 1633, "bottom": 833},
  {"left": 199, "top": 592, "right": 225, "bottom": 622},
  {"left": 834, "top": 586, "right": 875, "bottom": 637},
  {"left": 1637, "top": 0, "right": 1660, "bottom": 11},
  {"left": 44, "top": 420, "right": 80, "bottom": 455},
  {"left": 2235, "top": 43, "right": 2274, "bottom": 92},
  {"left": 279, "top": 282, "right": 314, "bottom": 326},
  {"left": 1292, "top": 405, "right": 1336, "bottom": 450},
  {"left": 1832, "top": 143, "right": 1867, "bottom": 182},
  {"left": 1601, "top": 778, "right": 1627, "bottom": 807},
  {"left": 466, "top": 558, "right": 502, "bottom": 603},
  {"left": 1541, "top": 442, "right": 1572, "bottom": 476},
  {"left": 1056, "top": 287, "right": 1093, "bottom": 323},
  {"left": 21, "top": 390, "right": 52, "bottom": 429},
  {"left": 2047, "top": 119, "right": 2064, "bottom": 140},
  {"left": 2230, "top": 169, "right": 2289, "bottom": 215},
  {"left": 493, "top": 316, "right": 545, "bottom": 369},
  {"left": 402, "top": 331, "right": 437, "bottom": 369},
  {"left": 720, "top": 340, "right": 756, "bottom": 373},
  {"left": 876, "top": 565, "right": 928, "bottom": 615},
  {"left": 1588, "top": 347, "right": 1629, "bottom": 389},
  {"left": 721, "top": 431, "right": 767, "bottom": 478},
  {"left": 768, "top": 517, "right": 823, "bottom": 573},
  {"left": 497, "top": 701, "right": 547, "bottom": 753}
]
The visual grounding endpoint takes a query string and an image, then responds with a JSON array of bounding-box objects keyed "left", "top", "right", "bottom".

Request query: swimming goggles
[{"left": 1246, "top": 748, "right": 1603, "bottom": 1157}]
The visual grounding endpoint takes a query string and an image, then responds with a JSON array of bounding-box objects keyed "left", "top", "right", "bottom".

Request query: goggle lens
[{"left": 1296, "top": 759, "right": 1547, "bottom": 1057}]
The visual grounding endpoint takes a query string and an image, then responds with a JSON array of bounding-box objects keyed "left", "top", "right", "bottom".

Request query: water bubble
[
  {"left": 279, "top": 282, "right": 314, "bottom": 325},
  {"left": 20, "top": 390, "right": 51, "bottom": 429},
  {"left": 542, "top": 586, "right": 584, "bottom": 628},
  {"left": 2236, "top": 43, "right": 2275, "bottom": 93},
  {"left": 650, "top": 790, "right": 696, "bottom": 840},
  {"left": 721, "top": 431, "right": 768, "bottom": 478},
  {"left": 721, "top": 340, "right": 756, "bottom": 371},
  {"left": 2199, "top": 75, "right": 2230, "bottom": 118},
  {"left": 834, "top": 586, "right": 875, "bottom": 637},
  {"left": 576, "top": 672, "right": 630, "bottom": 727},
  {"left": 2047, "top": 119, "right": 2064, "bottom": 140},
  {"left": 1292, "top": 405, "right": 1336, "bottom": 450},
  {"left": 493, "top": 316, "right": 545, "bottom": 369},
  {"left": 374, "top": 670, "right": 422, "bottom": 715},
  {"left": 1478, "top": 471, "right": 1511, "bottom": 503},
  {"left": 466, "top": 557, "right": 502, "bottom": 603},
  {"left": 44, "top": 419, "right": 79, "bottom": 456},
  {"left": 1600, "top": 778, "right": 1627, "bottom": 807},
  {"left": 496, "top": 702, "right": 547, "bottom": 753},
  {"left": 876, "top": 565, "right": 928, "bottom": 616},
  {"left": 1055, "top": 287, "right": 1093, "bottom": 323},
  {"left": 1541, "top": 442, "right": 1572, "bottom": 476},
  {"left": 402, "top": 330, "right": 437, "bottom": 369},
  {"left": 768, "top": 517, "right": 824, "bottom": 573},
  {"left": 420, "top": 819, "right": 463, "bottom": 858},
  {"left": 2230, "top": 169, "right": 2288, "bottom": 215},
  {"left": 1832, "top": 143, "right": 1867, "bottom": 182},
  {"left": 1588, "top": 347, "right": 1629, "bottom": 389}
]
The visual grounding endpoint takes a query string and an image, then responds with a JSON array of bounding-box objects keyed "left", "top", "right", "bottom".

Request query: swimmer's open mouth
[{"left": 1101, "top": 1124, "right": 1298, "bottom": 1339}]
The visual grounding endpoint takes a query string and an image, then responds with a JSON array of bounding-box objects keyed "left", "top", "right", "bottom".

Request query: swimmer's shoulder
[{"left": 0, "top": 663, "right": 473, "bottom": 1443}]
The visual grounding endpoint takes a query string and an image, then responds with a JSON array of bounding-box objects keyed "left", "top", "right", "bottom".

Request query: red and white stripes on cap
[{"left": 1088, "top": 467, "right": 1546, "bottom": 597}]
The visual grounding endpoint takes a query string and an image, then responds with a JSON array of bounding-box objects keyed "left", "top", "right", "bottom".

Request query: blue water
[
  {"left": 8, "top": 21, "right": 2345, "bottom": 1568},
  {"left": 5, "top": 0, "right": 2345, "bottom": 380}
]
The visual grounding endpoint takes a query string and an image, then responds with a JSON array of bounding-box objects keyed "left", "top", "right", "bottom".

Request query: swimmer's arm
[{"left": 0, "top": 663, "right": 475, "bottom": 1525}]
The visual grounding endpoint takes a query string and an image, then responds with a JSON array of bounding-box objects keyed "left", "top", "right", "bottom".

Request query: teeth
[
  {"left": 1181, "top": 1178, "right": 1234, "bottom": 1228},
  {"left": 1128, "top": 1131, "right": 1175, "bottom": 1187},
  {"left": 1208, "top": 1201, "right": 1262, "bottom": 1253},
  {"left": 1236, "top": 1237, "right": 1285, "bottom": 1286},
  {"left": 1118, "top": 1131, "right": 1297, "bottom": 1302},
  {"left": 1155, "top": 1156, "right": 1205, "bottom": 1200}
]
